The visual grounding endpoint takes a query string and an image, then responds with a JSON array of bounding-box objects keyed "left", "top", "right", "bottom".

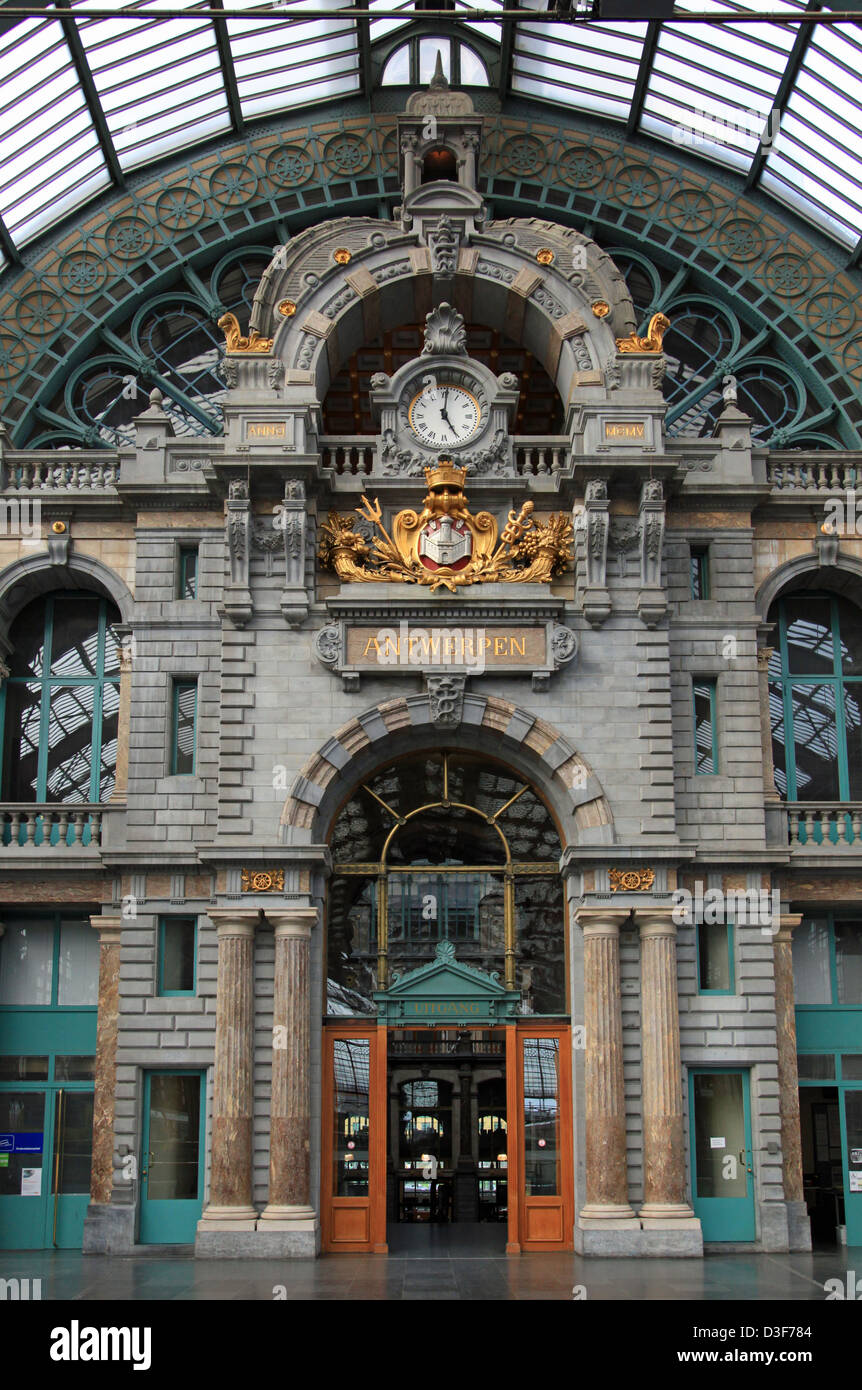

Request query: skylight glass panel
[
  {"left": 640, "top": 0, "right": 802, "bottom": 174},
  {"left": 760, "top": 22, "right": 862, "bottom": 246},
  {"left": 0, "top": 17, "right": 111, "bottom": 244},
  {"left": 227, "top": 0, "right": 360, "bottom": 119},
  {"left": 512, "top": 5, "right": 647, "bottom": 123},
  {"left": 455, "top": 0, "right": 502, "bottom": 45},
  {"left": 369, "top": 0, "right": 415, "bottom": 42},
  {"left": 74, "top": 0, "right": 232, "bottom": 172}
]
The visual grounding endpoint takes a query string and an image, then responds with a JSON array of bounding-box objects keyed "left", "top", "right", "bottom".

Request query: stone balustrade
[
  {"left": 320, "top": 438, "right": 376, "bottom": 475},
  {"left": 787, "top": 802, "right": 862, "bottom": 847},
  {"left": 0, "top": 804, "right": 105, "bottom": 848},
  {"left": 513, "top": 438, "right": 569, "bottom": 475},
  {"left": 2, "top": 454, "right": 120, "bottom": 492},
  {"left": 767, "top": 453, "right": 859, "bottom": 492}
]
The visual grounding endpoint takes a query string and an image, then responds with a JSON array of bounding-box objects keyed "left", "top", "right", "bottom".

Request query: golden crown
[{"left": 425, "top": 457, "right": 467, "bottom": 490}]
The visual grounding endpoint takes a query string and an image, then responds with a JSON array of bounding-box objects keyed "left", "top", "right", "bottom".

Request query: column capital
[
  {"left": 774, "top": 912, "right": 803, "bottom": 944},
  {"left": 89, "top": 913, "right": 123, "bottom": 946},
  {"left": 633, "top": 908, "right": 677, "bottom": 939},
  {"left": 208, "top": 908, "right": 260, "bottom": 939},
  {"left": 574, "top": 906, "right": 630, "bottom": 936},
  {"left": 266, "top": 907, "right": 318, "bottom": 939}
]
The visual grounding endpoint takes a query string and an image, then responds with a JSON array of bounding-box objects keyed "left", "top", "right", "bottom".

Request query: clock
[{"left": 407, "top": 382, "right": 482, "bottom": 448}]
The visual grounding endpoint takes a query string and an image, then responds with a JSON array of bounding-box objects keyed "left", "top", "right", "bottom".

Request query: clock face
[{"left": 407, "top": 383, "right": 481, "bottom": 448}]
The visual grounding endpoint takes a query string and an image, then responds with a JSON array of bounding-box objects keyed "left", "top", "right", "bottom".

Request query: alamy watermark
[
  {"left": 0, "top": 499, "right": 41, "bottom": 545},
  {"left": 673, "top": 106, "right": 780, "bottom": 151},
  {"left": 369, "top": 620, "right": 488, "bottom": 674},
  {"left": 672, "top": 883, "right": 782, "bottom": 936}
]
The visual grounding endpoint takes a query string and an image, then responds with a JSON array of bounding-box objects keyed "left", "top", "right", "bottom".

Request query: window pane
[
  {"left": 54, "top": 1055, "right": 95, "bottom": 1080},
  {"left": 160, "top": 918, "right": 195, "bottom": 993},
  {"left": 172, "top": 683, "right": 196, "bottom": 774},
  {"left": 8, "top": 598, "right": 48, "bottom": 676},
  {"left": 793, "top": 919, "right": 832, "bottom": 1004},
  {"left": 843, "top": 685, "right": 862, "bottom": 798},
  {"left": 523, "top": 1037, "right": 559, "bottom": 1196},
  {"left": 789, "top": 682, "right": 840, "bottom": 800},
  {"left": 50, "top": 596, "right": 102, "bottom": 676},
  {"left": 146, "top": 1074, "right": 200, "bottom": 1200},
  {"left": 2, "top": 681, "right": 41, "bottom": 800},
  {"left": 835, "top": 920, "right": 862, "bottom": 1004},
  {"left": 327, "top": 876, "right": 376, "bottom": 1016},
  {"left": 99, "top": 682, "right": 120, "bottom": 801},
  {"left": 54, "top": 1090, "right": 93, "bottom": 1194},
  {"left": 0, "top": 920, "right": 54, "bottom": 1005},
  {"left": 333, "top": 1038, "right": 369, "bottom": 1196},
  {"left": 516, "top": 876, "right": 566, "bottom": 1014},
  {"left": 57, "top": 919, "right": 98, "bottom": 1006},
  {"left": 785, "top": 597, "right": 835, "bottom": 676},
  {"left": 841, "top": 1055, "right": 862, "bottom": 1081},
  {"left": 694, "top": 681, "right": 716, "bottom": 774},
  {"left": 692, "top": 1072, "right": 747, "bottom": 1197},
  {"left": 45, "top": 685, "right": 95, "bottom": 802},
  {"left": 690, "top": 548, "right": 709, "bottom": 600},
  {"left": 836, "top": 597, "right": 862, "bottom": 675},
  {"left": 0, "top": 1092, "right": 45, "bottom": 1197},
  {"left": 797, "top": 1053, "right": 836, "bottom": 1081},
  {"left": 0, "top": 1056, "right": 49, "bottom": 1080},
  {"left": 698, "top": 922, "right": 731, "bottom": 991},
  {"left": 179, "top": 548, "right": 197, "bottom": 600}
]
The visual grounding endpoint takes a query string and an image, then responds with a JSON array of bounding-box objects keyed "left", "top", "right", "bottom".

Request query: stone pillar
[
  {"left": 757, "top": 641, "right": 785, "bottom": 844},
  {"left": 634, "top": 909, "right": 702, "bottom": 1253},
  {"left": 110, "top": 627, "right": 133, "bottom": 804},
  {"left": 575, "top": 908, "right": 639, "bottom": 1240},
  {"left": 196, "top": 910, "right": 259, "bottom": 1246},
  {"left": 88, "top": 914, "right": 122, "bottom": 1204},
  {"left": 773, "top": 913, "right": 812, "bottom": 1250},
  {"left": 258, "top": 908, "right": 320, "bottom": 1255}
]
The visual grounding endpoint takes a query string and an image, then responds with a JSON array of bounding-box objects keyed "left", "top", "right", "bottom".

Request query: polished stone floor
[{"left": 2, "top": 1232, "right": 859, "bottom": 1301}]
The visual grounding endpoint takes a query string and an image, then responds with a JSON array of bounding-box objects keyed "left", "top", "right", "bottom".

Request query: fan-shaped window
[
  {"left": 326, "top": 751, "right": 565, "bottom": 1018},
  {"left": 380, "top": 38, "right": 489, "bottom": 87},
  {"left": 1, "top": 593, "right": 122, "bottom": 829},
  {"left": 768, "top": 592, "right": 862, "bottom": 807}
]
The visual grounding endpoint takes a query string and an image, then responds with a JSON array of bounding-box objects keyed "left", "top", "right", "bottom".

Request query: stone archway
[{"left": 280, "top": 691, "right": 614, "bottom": 849}]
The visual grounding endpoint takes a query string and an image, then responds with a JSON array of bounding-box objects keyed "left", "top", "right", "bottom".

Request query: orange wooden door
[
  {"left": 515, "top": 1025, "right": 573, "bottom": 1251},
  {"left": 321, "top": 1024, "right": 387, "bottom": 1253}
]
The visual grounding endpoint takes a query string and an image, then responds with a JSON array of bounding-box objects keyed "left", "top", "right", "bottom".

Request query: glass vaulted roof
[{"left": 0, "top": 0, "right": 860, "bottom": 259}]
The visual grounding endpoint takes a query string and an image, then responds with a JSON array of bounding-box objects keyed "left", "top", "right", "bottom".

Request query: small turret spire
[{"left": 429, "top": 50, "right": 448, "bottom": 89}]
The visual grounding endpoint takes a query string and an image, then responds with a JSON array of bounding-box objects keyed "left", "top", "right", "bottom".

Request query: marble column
[
  {"left": 259, "top": 908, "right": 319, "bottom": 1252},
  {"left": 634, "top": 910, "right": 701, "bottom": 1243},
  {"left": 197, "top": 910, "right": 259, "bottom": 1235},
  {"left": 89, "top": 914, "right": 122, "bottom": 1205},
  {"left": 575, "top": 908, "right": 639, "bottom": 1230},
  {"left": 773, "top": 913, "right": 812, "bottom": 1249}
]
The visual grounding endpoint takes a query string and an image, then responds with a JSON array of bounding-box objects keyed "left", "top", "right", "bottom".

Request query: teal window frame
[
  {"left": 771, "top": 593, "right": 862, "bottom": 802},
  {"left": 794, "top": 912, "right": 862, "bottom": 1009},
  {"left": 690, "top": 546, "right": 710, "bottom": 600},
  {"left": 170, "top": 680, "right": 197, "bottom": 776},
  {"left": 178, "top": 546, "right": 198, "bottom": 600},
  {"left": 693, "top": 678, "right": 719, "bottom": 775},
  {"left": 157, "top": 916, "right": 197, "bottom": 997},
  {"left": 0, "top": 593, "right": 120, "bottom": 805},
  {"left": 696, "top": 919, "right": 736, "bottom": 994}
]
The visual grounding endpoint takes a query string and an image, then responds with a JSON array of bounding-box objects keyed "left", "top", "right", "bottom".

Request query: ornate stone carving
[
  {"left": 429, "top": 214, "right": 459, "bottom": 275},
  {"left": 609, "top": 867, "right": 655, "bottom": 892},
  {"left": 427, "top": 673, "right": 466, "bottom": 727},
  {"left": 267, "top": 359, "right": 284, "bottom": 391},
  {"left": 422, "top": 302, "right": 467, "bottom": 356},
  {"left": 580, "top": 478, "right": 611, "bottom": 628},
  {"left": 551, "top": 625, "right": 578, "bottom": 666},
  {"left": 275, "top": 478, "right": 308, "bottom": 627},
  {"left": 218, "top": 357, "right": 239, "bottom": 388},
  {"left": 637, "top": 477, "right": 666, "bottom": 628},
  {"left": 224, "top": 483, "right": 252, "bottom": 627},
  {"left": 241, "top": 868, "right": 285, "bottom": 892},
  {"left": 251, "top": 521, "right": 282, "bottom": 575},
  {"left": 314, "top": 625, "right": 342, "bottom": 668}
]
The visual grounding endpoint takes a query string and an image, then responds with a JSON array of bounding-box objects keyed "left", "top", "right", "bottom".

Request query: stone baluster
[
  {"left": 258, "top": 908, "right": 320, "bottom": 1254},
  {"left": 197, "top": 910, "right": 259, "bottom": 1242},
  {"left": 773, "top": 914, "right": 812, "bottom": 1249},
  {"left": 634, "top": 909, "right": 702, "bottom": 1250},
  {"left": 576, "top": 907, "right": 639, "bottom": 1236}
]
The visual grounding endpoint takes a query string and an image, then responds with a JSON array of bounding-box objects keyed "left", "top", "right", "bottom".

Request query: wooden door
[
  {"left": 321, "top": 1024, "right": 387, "bottom": 1253},
  {"left": 513, "top": 1025, "right": 573, "bottom": 1251}
]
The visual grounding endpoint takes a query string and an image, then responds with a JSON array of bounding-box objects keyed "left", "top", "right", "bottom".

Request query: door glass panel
[
  {"left": 844, "top": 1092, "right": 862, "bottom": 1186},
  {"left": 58, "top": 919, "right": 99, "bottom": 1006},
  {"left": 790, "top": 683, "right": 840, "bottom": 800},
  {"left": 835, "top": 921, "right": 862, "bottom": 1004},
  {"left": 693, "top": 1073, "right": 747, "bottom": 1197},
  {"left": 0, "top": 920, "right": 54, "bottom": 1005},
  {"left": 523, "top": 1037, "right": 559, "bottom": 1196},
  {"left": 0, "top": 1057, "right": 49, "bottom": 1081},
  {"left": 54, "top": 1056, "right": 95, "bottom": 1081},
  {"left": 53, "top": 1091, "right": 94, "bottom": 1193},
  {"left": 797, "top": 1054, "right": 836, "bottom": 1081},
  {"left": 333, "top": 1038, "right": 369, "bottom": 1197},
  {"left": 0, "top": 1092, "right": 45, "bottom": 1196},
  {"left": 146, "top": 1075, "right": 200, "bottom": 1200},
  {"left": 698, "top": 922, "right": 732, "bottom": 991},
  {"left": 793, "top": 919, "right": 832, "bottom": 1003}
]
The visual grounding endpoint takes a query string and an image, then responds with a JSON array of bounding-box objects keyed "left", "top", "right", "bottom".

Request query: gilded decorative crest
[
  {"left": 217, "top": 312, "right": 273, "bottom": 354},
  {"left": 241, "top": 867, "right": 285, "bottom": 892},
  {"left": 318, "top": 458, "right": 574, "bottom": 594},
  {"left": 615, "top": 313, "right": 670, "bottom": 355},
  {"left": 609, "top": 867, "right": 656, "bottom": 892}
]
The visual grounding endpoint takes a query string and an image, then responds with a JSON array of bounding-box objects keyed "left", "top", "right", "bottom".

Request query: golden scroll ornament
[
  {"left": 615, "top": 312, "right": 670, "bottom": 355},
  {"left": 217, "top": 312, "right": 273, "bottom": 354},
  {"left": 318, "top": 458, "right": 574, "bottom": 595}
]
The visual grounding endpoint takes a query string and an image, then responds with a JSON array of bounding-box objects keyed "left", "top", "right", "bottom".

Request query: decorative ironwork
[{"left": 241, "top": 868, "right": 285, "bottom": 892}]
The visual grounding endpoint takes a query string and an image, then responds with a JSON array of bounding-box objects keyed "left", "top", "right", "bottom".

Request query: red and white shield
[{"left": 418, "top": 515, "right": 472, "bottom": 572}]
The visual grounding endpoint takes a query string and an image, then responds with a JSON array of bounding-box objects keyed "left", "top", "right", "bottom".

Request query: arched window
[
  {"left": 768, "top": 592, "right": 862, "bottom": 803},
  {"left": 380, "top": 37, "right": 490, "bottom": 87},
  {"left": 1, "top": 593, "right": 122, "bottom": 805},
  {"left": 326, "top": 750, "right": 565, "bottom": 1017}
]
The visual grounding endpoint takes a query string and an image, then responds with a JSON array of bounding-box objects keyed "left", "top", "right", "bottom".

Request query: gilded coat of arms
[{"left": 318, "top": 459, "right": 573, "bottom": 594}]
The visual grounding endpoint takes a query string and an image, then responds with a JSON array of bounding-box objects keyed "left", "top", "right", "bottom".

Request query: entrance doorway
[{"left": 388, "top": 1028, "right": 507, "bottom": 1247}]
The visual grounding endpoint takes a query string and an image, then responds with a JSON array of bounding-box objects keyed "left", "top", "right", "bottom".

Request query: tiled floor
[{"left": 2, "top": 1235, "right": 859, "bottom": 1301}]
